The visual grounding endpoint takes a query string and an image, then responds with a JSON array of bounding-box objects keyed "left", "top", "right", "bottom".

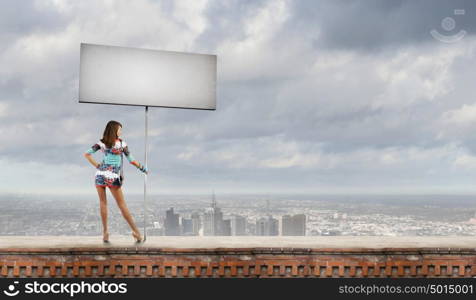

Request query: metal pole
[{"left": 143, "top": 105, "right": 148, "bottom": 242}]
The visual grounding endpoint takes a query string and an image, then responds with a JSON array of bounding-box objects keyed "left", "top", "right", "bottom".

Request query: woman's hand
[
  {"left": 84, "top": 153, "right": 101, "bottom": 170},
  {"left": 138, "top": 164, "right": 148, "bottom": 174},
  {"left": 131, "top": 161, "right": 148, "bottom": 174}
]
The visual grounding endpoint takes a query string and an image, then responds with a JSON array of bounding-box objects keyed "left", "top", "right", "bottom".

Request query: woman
[{"left": 84, "top": 120, "right": 148, "bottom": 243}]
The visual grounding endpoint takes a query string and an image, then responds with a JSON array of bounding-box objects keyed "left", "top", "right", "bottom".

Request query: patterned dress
[{"left": 85, "top": 138, "right": 137, "bottom": 188}]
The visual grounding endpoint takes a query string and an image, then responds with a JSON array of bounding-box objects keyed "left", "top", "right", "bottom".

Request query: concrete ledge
[
  {"left": 2, "top": 235, "right": 476, "bottom": 249},
  {"left": 1, "top": 236, "right": 475, "bottom": 278}
]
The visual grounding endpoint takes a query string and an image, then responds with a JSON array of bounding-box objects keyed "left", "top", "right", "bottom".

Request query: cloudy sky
[{"left": 1, "top": 0, "right": 476, "bottom": 196}]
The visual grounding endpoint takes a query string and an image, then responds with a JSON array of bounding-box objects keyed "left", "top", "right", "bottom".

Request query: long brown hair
[{"left": 101, "top": 120, "right": 122, "bottom": 148}]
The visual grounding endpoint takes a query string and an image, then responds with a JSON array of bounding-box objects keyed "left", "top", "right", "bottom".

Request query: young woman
[{"left": 84, "top": 120, "right": 148, "bottom": 243}]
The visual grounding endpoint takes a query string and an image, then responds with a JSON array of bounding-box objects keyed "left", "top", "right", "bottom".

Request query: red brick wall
[{"left": 1, "top": 247, "right": 475, "bottom": 278}]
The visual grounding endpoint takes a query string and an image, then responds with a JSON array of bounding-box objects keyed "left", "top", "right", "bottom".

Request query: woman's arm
[
  {"left": 123, "top": 142, "right": 148, "bottom": 174},
  {"left": 84, "top": 153, "right": 100, "bottom": 168},
  {"left": 84, "top": 143, "right": 101, "bottom": 168}
]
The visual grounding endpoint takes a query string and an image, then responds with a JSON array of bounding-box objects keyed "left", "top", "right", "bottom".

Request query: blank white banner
[{"left": 79, "top": 43, "right": 216, "bottom": 110}]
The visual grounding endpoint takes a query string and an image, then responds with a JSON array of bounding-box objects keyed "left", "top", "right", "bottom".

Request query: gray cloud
[
  {"left": 0, "top": 1, "right": 69, "bottom": 51},
  {"left": 289, "top": 0, "right": 476, "bottom": 52},
  {"left": 1, "top": 0, "right": 476, "bottom": 194}
]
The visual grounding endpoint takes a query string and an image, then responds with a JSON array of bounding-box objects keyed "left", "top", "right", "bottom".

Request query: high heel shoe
[
  {"left": 103, "top": 232, "right": 110, "bottom": 243},
  {"left": 132, "top": 231, "right": 143, "bottom": 243}
]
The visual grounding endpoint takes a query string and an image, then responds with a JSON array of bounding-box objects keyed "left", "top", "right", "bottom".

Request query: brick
[
  {"left": 243, "top": 264, "right": 249, "bottom": 276},
  {"left": 145, "top": 264, "right": 153, "bottom": 276},
  {"left": 408, "top": 265, "right": 415, "bottom": 276},
  {"left": 349, "top": 266, "right": 356, "bottom": 277},
  {"left": 231, "top": 265, "right": 237, "bottom": 276},
  {"left": 218, "top": 265, "right": 225, "bottom": 277},
  {"left": 26, "top": 265, "right": 32, "bottom": 277},
  {"left": 1, "top": 265, "right": 7, "bottom": 276},
  {"left": 362, "top": 265, "right": 368, "bottom": 277},
  {"left": 338, "top": 265, "right": 344, "bottom": 277},
  {"left": 325, "top": 264, "right": 333, "bottom": 277}
]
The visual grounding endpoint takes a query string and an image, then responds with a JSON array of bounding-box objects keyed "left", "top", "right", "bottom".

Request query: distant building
[
  {"left": 148, "top": 221, "right": 162, "bottom": 236},
  {"left": 281, "top": 214, "right": 306, "bottom": 236},
  {"left": 268, "top": 216, "right": 279, "bottom": 236},
  {"left": 281, "top": 215, "right": 292, "bottom": 235},
  {"left": 181, "top": 218, "right": 193, "bottom": 235},
  {"left": 203, "top": 207, "right": 223, "bottom": 235},
  {"left": 223, "top": 219, "right": 231, "bottom": 236},
  {"left": 191, "top": 212, "right": 201, "bottom": 235},
  {"left": 256, "top": 218, "right": 266, "bottom": 236},
  {"left": 231, "top": 215, "right": 247, "bottom": 236},
  {"left": 164, "top": 207, "right": 180, "bottom": 236},
  {"left": 248, "top": 221, "right": 256, "bottom": 236},
  {"left": 203, "top": 209, "right": 214, "bottom": 236},
  {"left": 256, "top": 215, "right": 279, "bottom": 236},
  {"left": 203, "top": 192, "right": 228, "bottom": 235}
]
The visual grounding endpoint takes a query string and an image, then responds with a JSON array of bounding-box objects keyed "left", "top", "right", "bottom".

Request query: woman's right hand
[{"left": 138, "top": 165, "right": 148, "bottom": 174}]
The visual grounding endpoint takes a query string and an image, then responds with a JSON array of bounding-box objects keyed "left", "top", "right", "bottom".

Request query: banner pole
[{"left": 143, "top": 105, "right": 148, "bottom": 242}]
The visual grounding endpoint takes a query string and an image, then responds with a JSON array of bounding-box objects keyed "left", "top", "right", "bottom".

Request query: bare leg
[
  {"left": 109, "top": 187, "right": 142, "bottom": 241},
  {"left": 96, "top": 186, "right": 109, "bottom": 241}
]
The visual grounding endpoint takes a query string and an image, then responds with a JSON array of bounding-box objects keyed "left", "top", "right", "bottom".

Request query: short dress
[{"left": 85, "top": 138, "right": 138, "bottom": 188}]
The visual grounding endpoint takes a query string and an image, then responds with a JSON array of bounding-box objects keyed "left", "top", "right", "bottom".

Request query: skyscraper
[
  {"left": 223, "top": 219, "right": 231, "bottom": 236},
  {"left": 256, "top": 215, "right": 279, "bottom": 236},
  {"left": 281, "top": 214, "right": 306, "bottom": 236},
  {"left": 203, "top": 192, "right": 225, "bottom": 236},
  {"left": 293, "top": 214, "right": 306, "bottom": 235},
  {"left": 181, "top": 217, "right": 193, "bottom": 235},
  {"left": 267, "top": 215, "right": 279, "bottom": 236},
  {"left": 231, "top": 215, "right": 247, "bottom": 236},
  {"left": 164, "top": 207, "right": 180, "bottom": 236},
  {"left": 256, "top": 218, "right": 267, "bottom": 236},
  {"left": 191, "top": 212, "right": 201, "bottom": 235},
  {"left": 281, "top": 215, "right": 292, "bottom": 236}
]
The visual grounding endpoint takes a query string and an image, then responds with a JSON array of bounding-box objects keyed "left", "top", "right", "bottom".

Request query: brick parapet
[{"left": 1, "top": 246, "right": 475, "bottom": 278}]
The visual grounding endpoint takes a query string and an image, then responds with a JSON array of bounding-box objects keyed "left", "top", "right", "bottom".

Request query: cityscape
[
  {"left": 0, "top": 193, "right": 475, "bottom": 236},
  {"left": 163, "top": 194, "right": 305, "bottom": 236}
]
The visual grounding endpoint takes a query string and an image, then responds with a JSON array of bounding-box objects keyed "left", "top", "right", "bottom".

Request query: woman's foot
[
  {"left": 132, "top": 230, "right": 143, "bottom": 243},
  {"left": 103, "top": 231, "right": 110, "bottom": 243}
]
